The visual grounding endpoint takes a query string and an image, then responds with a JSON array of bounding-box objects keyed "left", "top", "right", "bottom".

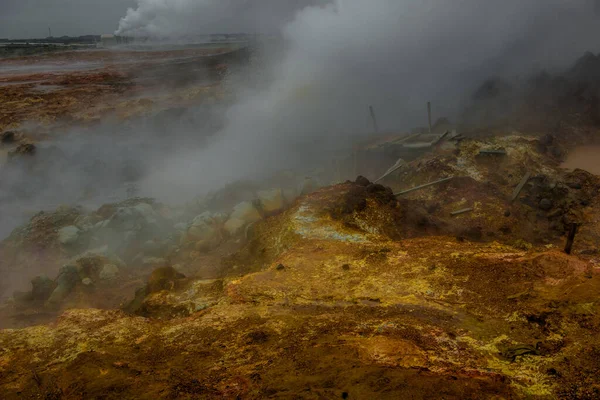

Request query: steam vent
[{"left": 3, "top": 1, "right": 600, "bottom": 399}]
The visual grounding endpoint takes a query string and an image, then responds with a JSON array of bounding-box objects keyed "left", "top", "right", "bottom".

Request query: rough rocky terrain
[{"left": 2, "top": 50, "right": 600, "bottom": 399}]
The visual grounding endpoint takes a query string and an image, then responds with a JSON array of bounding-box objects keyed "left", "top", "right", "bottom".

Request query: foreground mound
[{"left": 2, "top": 181, "right": 600, "bottom": 399}]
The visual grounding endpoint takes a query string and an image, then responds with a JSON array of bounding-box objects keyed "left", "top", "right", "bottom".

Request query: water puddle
[{"left": 561, "top": 146, "right": 600, "bottom": 175}]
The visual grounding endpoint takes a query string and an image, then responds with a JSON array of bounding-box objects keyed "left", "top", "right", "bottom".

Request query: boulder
[
  {"left": 187, "top": 212, "right": 218, "bottom": 241},
  {"left": 224, "top": 218, "right": 247, "bottom": 236},
  {"left": 539, "top": 198, "right": 553, "bottom": 211},
  {"left": 142, "top": 257, "right": 167, "bottom": 269},
  {"left": 1, "top": 131, "right": 15, "bottom": 144},
  {"left": 231, "top": 202, "right": 261, "bottom": 223},
  {"left": 223, "top": 202, "right": 262, "bottom": 236},
  {"left": 300, "top": 177, "right": 318, "bottom": 196},
  {"left": 30, "top": 275, "right": 56, "bottom": 302},
  {"left": 133, "top": 203, "right": 157, "bottom": 224},
  {"left": 99, "top": 264, "right": 120, "bottom": 281},
  {"left": 108, "top": 207, "right": 142, "bottom": 231},
  {"left": 73, "top": 215, "right": 95, "bottom": 231},
  {"left": 81, "top": 278, "right": 94, "bottom": 286},
  {"left": 174, "top": 222, "right": 188, "bottom": 232},
  {"left": 183, "top": 212, "right": 223, "bottom": 250},
  {"left": 283, "top": 187, "right": 298, "bottom": 204},
  {"left": 8, "top": 143, "right": 36, "bottom": 159},
  {"left": 58, "top": 225, "right": 81, "bottom": 245},
  {"left": 75, "top": 247, "right": 126, "bottom": 269},
  {"left": 257, "top": 189, "right": 284, "bottom": 214},
  {"left": 46, "top": 265, "right": 79, "bottom": 306}
]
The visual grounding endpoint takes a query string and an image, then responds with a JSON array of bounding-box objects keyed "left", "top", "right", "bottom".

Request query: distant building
[
  {"left": 99, "top": 34, "right": 135, "bottom": 47},
  {"left": 100, "top": 34, "right": 117, "bottom": 47}
]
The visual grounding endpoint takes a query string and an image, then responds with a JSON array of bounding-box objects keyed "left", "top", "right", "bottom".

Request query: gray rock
[
  {"left": 58, "top": 225, "right": 81, "bottom": 245},
  {"left": 539, "top": 198, "right": 553, "bottom": 211},
  {"left": 74, "top": 247, "right": 126, "bottom": 269},
  {"left": 187, "top": 214, "right": 217, "bottom": 242},
  {"left": 99, "top": 264, "right": 120, "bottom": 280},
  {"left": 142, "top": 257, "right": 167, "bottom": 268},
  {"left": 133, "top": 203, "right": 157, "bottom": 224},
  {"left": 257, "top": 189, "right": 284, "bottom": 214},
  {"left": 299, "top": 177, "right": 318, "bottom": 196},
  {"left": 46, "top": 265, "right": 79, "bottom": 306},
  {"left": 31, "top": 275, "right": 56, "bottom": 302},
  {"left": 108, "top": 207, "right": 141, "bottom": 231},
  {"left": 283, "top": 187, "right": 298, "bottom": 204},
  {"left": 174, "top": 222, "right": 188, "bottom": 232},
  {"left": 224, "top": 201, "right": 261, "bottom": 236},
  {"left": 82, "top": 278, "right": 93, "bottom": 286},
  {"left": 224, "top": 218, "right": 247, "bottom": 236},
  {"left": 94, "top": 220, "right": 110, "bottom": 230}
]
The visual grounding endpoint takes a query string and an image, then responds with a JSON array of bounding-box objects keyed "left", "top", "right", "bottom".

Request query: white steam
[
  {"left": 116, "top": 0, "right": 323, "bottom": 36},
  {"left": 135, "top": 0, "right": 600, "bottom": 201}
]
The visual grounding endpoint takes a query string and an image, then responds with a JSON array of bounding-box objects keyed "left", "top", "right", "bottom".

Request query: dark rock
[
  {"left": 567, "top": 182, "right": 582, "bottom": 189},
  {"left": 355, "top": 175, "right": 371, "bottom": 187},
  {"left": 8, "top": 143, "right": 36, "bottom": 159},
  {"left": 539, "top": 134, "right": 555, "bottom": 147},
  {"left": 427, "top": 203, "right": 441, "bottom": 214},
  {"left": 147, "top": 266, "right": 186, "bottom": 294},
  {"left": 504, "top": 210, "right": 511, "bottom": 217},
  {"left": 46, "top": 265, "right": 79, "bottom": 306},
  {"left": 1, "top": 131, "right": 15, "bottom": 144},
  {"left": 31, "top": 276, "right": 56, "bottom": 302},
  {"left": 13, "top": 291, "right": 32, "bottom": 303},
  {"left": 365, "top": 184, "right": 396, "bottom": 204},
  {"left": 123, "top": 286, "right": 149, "bottom": 314},
  {"left": 342, "top": 264, "right": 350, "bottom": 271},
  {"left": 460, "top": 226, "right": 483, "bottom": 241},
  {"left": 550, "top": 147, "right": 563, "bottom": 158},
  {"left": 246, "top": 330, "right": 269, "bottom": 344},
  {"left": 539, "top": 198, "right": 553, "bottom": 211},
  {"left": 276, "top": 264, "right": 285, "bottom": 271}
]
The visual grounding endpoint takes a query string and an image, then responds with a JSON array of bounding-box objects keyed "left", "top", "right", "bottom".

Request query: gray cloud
[
  {"left": 116, "top": 0, "right": 324, "bottom": 36},
  {"left": 0, "top": 0, "right": 136, "bottom": 38}
]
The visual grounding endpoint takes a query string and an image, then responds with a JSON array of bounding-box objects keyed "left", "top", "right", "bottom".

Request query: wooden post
[
  {"left": 369, "top": 105, "right": 379, "bottom": 134},
  {"left": 394, "top": 176, "right": 454, "bottom": 196},
  {"left": 564, "top": 223, "right": 579, "bottom": 255},
  {"left": 510, "top": 171, "right": 531, "bottom": 203},
  {"left": 450, "top": 207, "right": 474, "bottom": 216},
  {"left": 427, "top": 102, "right": 432, "bottom": 134}
]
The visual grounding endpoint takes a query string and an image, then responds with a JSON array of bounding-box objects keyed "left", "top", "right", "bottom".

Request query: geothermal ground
[{"left": 2, "top": 47, "right": 600, "bottom": 399}]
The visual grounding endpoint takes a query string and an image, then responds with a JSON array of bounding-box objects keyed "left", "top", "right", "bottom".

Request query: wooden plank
[
  {"left": 427, "top": 102, "right": 432, "bottom": 134},
  {"left": 374, "top": 158, "right": 406, "bottom": 183},
  {"left": 510, "top": 171, "right": 531, "bottom": 203},
  {"left": 389, "top": 132, "right": 422, "bottom": 145},
  {"left": 432, "top": 130, "right": 450, "bottom": 146},
  {"left": 394, "top": 176, "right": 454, "bottom": 196},
  {"left": 564, "top": 223, "right": 579, "bottom": 255},
  {"left": 479, "top": 149, "right": 507, "bottom": 155},
  {"left": 369, "top": 105, "right": 379, "bottom": 134},
  {"left": 450, "top": 207, "right": 473, "bottom": 216}
]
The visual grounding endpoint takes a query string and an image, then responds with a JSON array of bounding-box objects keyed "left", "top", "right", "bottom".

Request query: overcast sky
[
  {"left": 0, "top": 0, "right": 136, "bottom": 38},
  {"left": 0, "top": 0, "right": 321, "bottom": 39}
]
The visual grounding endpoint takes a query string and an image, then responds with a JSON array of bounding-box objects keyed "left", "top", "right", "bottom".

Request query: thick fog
[{"left": 135, "top": 0, "right": 600, "bottom": 200}]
